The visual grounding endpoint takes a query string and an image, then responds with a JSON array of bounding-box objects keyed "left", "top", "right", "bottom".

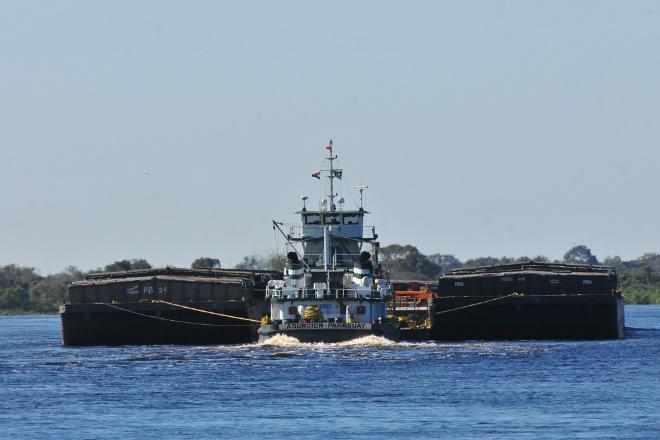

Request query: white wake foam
[
  {"left": 259, "top": 334, "right": 408, "bottom": 348},
  {"left": 259, "top": 334, "right": 303, "bottom": 347},
  {"left": 335, "top": 335, "right": 397, "bottom": 347}
]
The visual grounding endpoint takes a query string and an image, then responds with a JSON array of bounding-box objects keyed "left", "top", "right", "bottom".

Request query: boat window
[
  {"left": 454, "top": 281, "right": 464, "bottom": 287},
  {"left": 305, "top": 214, "right": 321, "bottom": 225},
  {"left": 343, "top": 214, "right": 360, "bottom": 225},
  {"left": 549, "top": 279, "right": 560, "bottom": 285},
  {"left": 517, "top": 277, "right": 526, "bottom": 282},
  {"left": 583, "top": 279, "right": 593, "bottom": 285},
  {"left": 501, "top": 277, "right": 513, "bottom": 282},
  {"left": 324, "top": 215, "right": 340, "bottom": 225}
]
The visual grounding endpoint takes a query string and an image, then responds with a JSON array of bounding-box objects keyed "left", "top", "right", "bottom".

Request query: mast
[
  {"left": 324, "top": 140, "right": 335, "bottom": 273},
  {"left": 327, "top": 140, "right": 336, "bottom": 212}
]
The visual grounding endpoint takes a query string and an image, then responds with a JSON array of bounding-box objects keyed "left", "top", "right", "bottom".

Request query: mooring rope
[
  {"left": 434, "top": 292, "right": 521, "bottom": 316},
  {"left": 103, "top": 303, "right": 256, "bottom": 327},
  {"left": 151, "top": 299, "right": 262, "bottom": 323}
]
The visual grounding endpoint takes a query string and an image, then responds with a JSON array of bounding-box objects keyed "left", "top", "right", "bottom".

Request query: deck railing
[
  {"left": 266, "top": 287, "right": 391, "bottom": 300},
  {"left": 390, "top": 299, "right": 429, "bottom": 311},
  {"left": 300, "top": 253, "right": 362, "bottom": 269}
]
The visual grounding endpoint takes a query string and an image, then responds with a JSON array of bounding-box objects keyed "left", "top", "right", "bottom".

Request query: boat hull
[{"left": 257, "top": 321, "right": 399, "bottom": 343}]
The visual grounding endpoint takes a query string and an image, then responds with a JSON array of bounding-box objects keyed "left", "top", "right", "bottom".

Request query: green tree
[
  {"left": 263, "top": 253, "right": 287, "bottom": 271},
  {"left": 635, "top": 253, "right": 660, "bottom": 273},
  {"left": 234, "top": 255, "right": 264, "bottom": 270},
  {"left": 427, "top": 254, "right": 462, "bottom": 275},
  {"left": 379, "top": 244, "right": 441, "bottom": 280},
  {"left": 191, "top": 257, "right": 221, "bottom": 269},
  {"left": 0, "top": 264, "right": 41, "bottom": 289},
  {"left": 532, "top": 255, "right": 550, "bottom": 263},
  {"left": 462, "top": 256, "right": 512, "bottom": 268},
  {"left": 0, "top": 286, "right": 31, "bottom": 310},
  {"left": 602, "top": 255, "right": 623, "bottom": 268},
  {"left": 104, "top": 260, "right": 131, "bottom": 272},
  {"left": 28, "top": 267, "right": 84, "bottom": 313},
  {"left": 104, "top": 259, "right": 152, "bottom": 272},
  {"left": 129, "top": 259, "right": 152, "bottom": 270},
  {"left": 563, "top": 245, "right": 599, "bottom": 264},
  {"left": 233, "top": 253, "right": 285, "bottom": 271}
]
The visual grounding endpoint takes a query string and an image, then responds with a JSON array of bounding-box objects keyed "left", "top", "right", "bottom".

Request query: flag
[
  {"left": 332, "top": 169, "right": 342, "bottom": 179},
  {"left": 326, "top": 140, "right": 333, "bottom": 152},
  {"left": 312, "top": 171, "right": 321, "bottom": 179}
]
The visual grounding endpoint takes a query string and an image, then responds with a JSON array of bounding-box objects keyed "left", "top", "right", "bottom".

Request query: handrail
[
  {"left": 266, "top": 287, "right": 391, "bottom": 300},
  {"left": 299, "top": 253, "right": 361, "bottom": 269},
  {"left": 333, "top": 253, "right": 361, "bottom": 268}
]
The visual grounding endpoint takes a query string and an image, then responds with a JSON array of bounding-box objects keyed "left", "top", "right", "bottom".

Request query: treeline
[
  {"left": 2, "top": 245, "right": 659, "bottom": 314},
  {"left": 0, "top": 265, "right": 84, "bottom": 314},
  {"left": 378, "top": 244, "right": 600, "bottom": 280},
  {"left": 0, "top": 256, "right": 281, "bottom": 314}
]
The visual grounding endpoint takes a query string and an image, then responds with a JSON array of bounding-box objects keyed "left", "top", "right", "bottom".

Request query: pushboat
[{"left": 257, "top": 141, "right": 399, "bottom": 343}]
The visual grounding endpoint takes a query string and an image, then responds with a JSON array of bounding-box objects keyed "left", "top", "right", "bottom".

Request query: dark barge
[
  {"left": 60, "top": 267, "right": 280, "bottom": 346},
  {"left": 430, "top": 261, "right": 624, "bottom": 340}
]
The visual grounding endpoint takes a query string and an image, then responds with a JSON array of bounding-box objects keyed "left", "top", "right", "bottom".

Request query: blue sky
[{"left": 1, "top": 1, "right": 659, "bottom": 273}]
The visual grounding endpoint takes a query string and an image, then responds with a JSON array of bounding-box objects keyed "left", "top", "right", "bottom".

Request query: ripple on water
[{"left": 1, "top": 309, "right": 659, "bottom": 440}]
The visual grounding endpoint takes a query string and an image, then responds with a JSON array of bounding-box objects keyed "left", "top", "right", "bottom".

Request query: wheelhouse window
[
  {"left": 305, "top": 214, "right": 321, "bottom": 225},
  {"left": 454, "top": 281, "right": 464, "bottom": 287},
  {"left": 343, "top": 214, "right": 360, "bottom": 225},
  {"left": 583, "top": 279, "right": 593, "bottom": 285},
  {"left": 324, "top": 215, "right": 340, "bottom": 225}
]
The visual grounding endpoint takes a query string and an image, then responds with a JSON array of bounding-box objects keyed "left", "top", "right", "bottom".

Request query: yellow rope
[
  {"left": 103, "top": 303, "right": 255, "bottom": 327},
  {"left": 435, "top": 292, "right": 521, "bottom": 316},
  {"left": 151, "top": 299, "right": 262, "bottom": 323}
]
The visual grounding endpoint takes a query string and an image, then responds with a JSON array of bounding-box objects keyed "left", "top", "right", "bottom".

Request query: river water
[{"left": 1, "top": 306, "right": 659, "bottom": 439}]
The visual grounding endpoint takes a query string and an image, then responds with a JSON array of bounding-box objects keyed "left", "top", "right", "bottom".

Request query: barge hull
[
  {"left": 430, "top": 294, "right": 624, "bottom": 340},
  {"left": 60, "top": 301, "right": 263, "bottom": 346}
]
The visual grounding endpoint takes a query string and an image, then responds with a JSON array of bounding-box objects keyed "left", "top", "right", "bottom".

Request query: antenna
[
  {"left": 301, "top": 196, "right": 308, "bottom": 211},
  {"left": 355, "top": 185, "right": 368, "bottom": 209},
  {"left": 326, "top": 139, "right": 337, "bottom": 212}
]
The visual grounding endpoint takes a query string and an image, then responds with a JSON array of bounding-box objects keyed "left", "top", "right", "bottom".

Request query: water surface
[{"left": 1, "top": 306, "right": 658, "bottom": 439}]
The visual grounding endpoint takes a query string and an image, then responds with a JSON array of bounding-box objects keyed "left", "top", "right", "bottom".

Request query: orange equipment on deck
[{"left": 395, "top": 288, "right": 432, "bottom": 301}]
